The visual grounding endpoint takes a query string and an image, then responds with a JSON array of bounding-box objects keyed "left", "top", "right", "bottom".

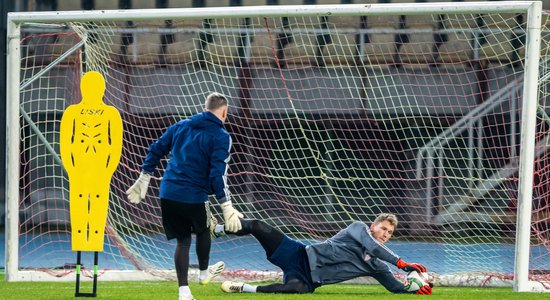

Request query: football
[{"left": 404, "top": 271, "right": 427, "bottom": 292}]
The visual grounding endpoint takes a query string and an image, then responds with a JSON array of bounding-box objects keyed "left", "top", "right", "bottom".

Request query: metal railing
[{"left": 414, "top": 78, "right": 523, "bottom": 224}]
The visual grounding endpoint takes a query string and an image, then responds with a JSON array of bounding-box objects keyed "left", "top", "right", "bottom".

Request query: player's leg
[
  {"left": 215, "top": 218, "right": 284, "bottom": 257},
  {"left": 222, "top": 277, "right": 309, "bottom": 294},
  {"left": 175, "top": 234, "right": 192, "bottom": 286},
  {"left": 175, "top": 234, "right": 195, "bottom": 300},
  {"left": 190, "top": 202, "right": 224, "bottom": 285},
  {"left": 195, "top": 228, "right": 211, "bottom": 272},
  {"left": 196, "top": 226, "right": 225, "bottom": 285},
  {"left": 220, "top": 224, "right": 314, "bottom": 295},
  {"left": 257, "top": 277, "right": 310, "bottom": 293},
  {"left": 161, "top": 199, "right": 196, "bottom": 300},
  {"left": 238, "top": 219, "right": 284, "bottom": 257}
]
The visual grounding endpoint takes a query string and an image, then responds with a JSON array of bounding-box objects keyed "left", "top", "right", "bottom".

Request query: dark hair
[
  {"left": 205, "top": 92, "right": 228, "bottom": 110},
  {"left": 373, "top": 213, "right": 398, "bottom": 228}
]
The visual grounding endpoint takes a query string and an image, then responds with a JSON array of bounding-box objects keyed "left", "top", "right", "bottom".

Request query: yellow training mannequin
[{"left": 60, "top": 71, "right": 123, "bottom": 252}]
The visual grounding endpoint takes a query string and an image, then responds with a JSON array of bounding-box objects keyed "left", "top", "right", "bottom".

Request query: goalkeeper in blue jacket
[
  {"left": 214, "top": 213, "right": 432, "bottom": 295},
  {"left": 126, "top": 92, "right": 243, "bottom": 300}
]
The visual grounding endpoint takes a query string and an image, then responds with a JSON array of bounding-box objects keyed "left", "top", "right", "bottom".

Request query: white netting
[{"left": 9, "top": 5, "right": 550, "bottom": 288}]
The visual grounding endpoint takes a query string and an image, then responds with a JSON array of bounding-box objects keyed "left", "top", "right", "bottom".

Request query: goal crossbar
[{"left": 7, "top": 3, "right": 538, "bottom": 23}]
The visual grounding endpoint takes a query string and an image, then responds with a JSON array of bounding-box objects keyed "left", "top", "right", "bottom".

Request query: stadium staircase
[{"left": 414, "top": 56, "right": 550, "bottom": 230}]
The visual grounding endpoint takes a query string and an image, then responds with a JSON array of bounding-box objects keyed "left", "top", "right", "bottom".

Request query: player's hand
[
  {"left": 396, "top": 259, "right": 428, "bottom": 273},
  {"left": 126, "top": 172, "right": 151, "bottom": 204},
  {"left": 221, "top": 201, "right": 243, "bottom": 232},
  {"left": 415, "top": 283, "right": 432, "bottom": 295}
]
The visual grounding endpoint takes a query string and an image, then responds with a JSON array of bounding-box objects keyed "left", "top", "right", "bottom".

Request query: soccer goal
[{"left": 5, "top": 1, "right": 549, "bottom": 292}]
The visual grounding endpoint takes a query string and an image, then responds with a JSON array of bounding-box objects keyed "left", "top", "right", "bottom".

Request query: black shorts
[{"left": 160, "top": 199, "right": 212, "bottom": 240}]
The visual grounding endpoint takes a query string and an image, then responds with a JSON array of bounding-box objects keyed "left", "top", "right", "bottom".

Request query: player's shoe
[
  {"left": 221, "top": 281, "right": 244, "bottom": 293},
  {"left": 199, "top": 261, "right": 225, "bottom": 285},
  {"left": 178, "top": 294, "right": 195, "bottom": 300}
]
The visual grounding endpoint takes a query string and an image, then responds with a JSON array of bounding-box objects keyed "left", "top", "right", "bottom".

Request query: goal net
[{"left": 5, "top": 2, "right": 549, "bottom": 291}]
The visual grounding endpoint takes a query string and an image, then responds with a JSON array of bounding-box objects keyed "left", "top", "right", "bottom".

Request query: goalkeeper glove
[
  {"left": 221, "top": 201, "right": 243, "bottom": 232},
  {"left": 126, "top": 172, "right": 151, "bottom": 204},
  {"left": 416, "top": 283, "right": 433, "bottom": 295},
  {"left": 396, "top": 259, "right": 428, "bottom": 273}
]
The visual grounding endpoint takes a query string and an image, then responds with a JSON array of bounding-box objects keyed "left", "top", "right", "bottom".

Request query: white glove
[
  {"left": 221, "top": 201, "right": 243, "bottom": 232},
  {"left": 126, "top": 172, "right": 151, "bottom": 204}
]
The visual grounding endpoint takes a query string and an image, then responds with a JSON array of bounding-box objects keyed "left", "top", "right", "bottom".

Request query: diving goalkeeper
[{"left": 214, "top": 213, "right": 432, "bottom": 295}]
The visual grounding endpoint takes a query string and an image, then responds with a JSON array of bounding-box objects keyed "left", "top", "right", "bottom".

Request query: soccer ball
[{"left": 404, "top": 271, "right": 427, "bottom": 292}]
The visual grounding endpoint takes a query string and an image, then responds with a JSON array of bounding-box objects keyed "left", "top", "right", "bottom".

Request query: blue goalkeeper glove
[{"left": 396, "top": 259, "right": 427, "bottom": 273}]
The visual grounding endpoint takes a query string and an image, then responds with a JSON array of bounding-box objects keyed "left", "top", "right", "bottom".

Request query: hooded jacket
[{"left": 142, "top": 111, "right": 231, "bottom": 204}]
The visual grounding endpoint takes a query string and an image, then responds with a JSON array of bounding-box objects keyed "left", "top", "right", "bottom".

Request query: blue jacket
[{"left": 141, "top": 111, "right": 232, "bottom": 204}]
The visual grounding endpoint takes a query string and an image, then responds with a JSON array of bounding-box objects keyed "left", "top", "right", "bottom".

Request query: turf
[{"left": 0, "top": 272, "right": 548, "bottom": 299}]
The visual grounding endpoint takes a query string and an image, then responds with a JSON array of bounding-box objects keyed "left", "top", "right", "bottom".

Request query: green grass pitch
[{"left": 1, "top": 273, "right": 548, "bottom": 300}]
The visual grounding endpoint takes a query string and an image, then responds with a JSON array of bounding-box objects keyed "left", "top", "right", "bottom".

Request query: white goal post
[{"left": 5, "top": 2, "right": 549, "bottom": 293}]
